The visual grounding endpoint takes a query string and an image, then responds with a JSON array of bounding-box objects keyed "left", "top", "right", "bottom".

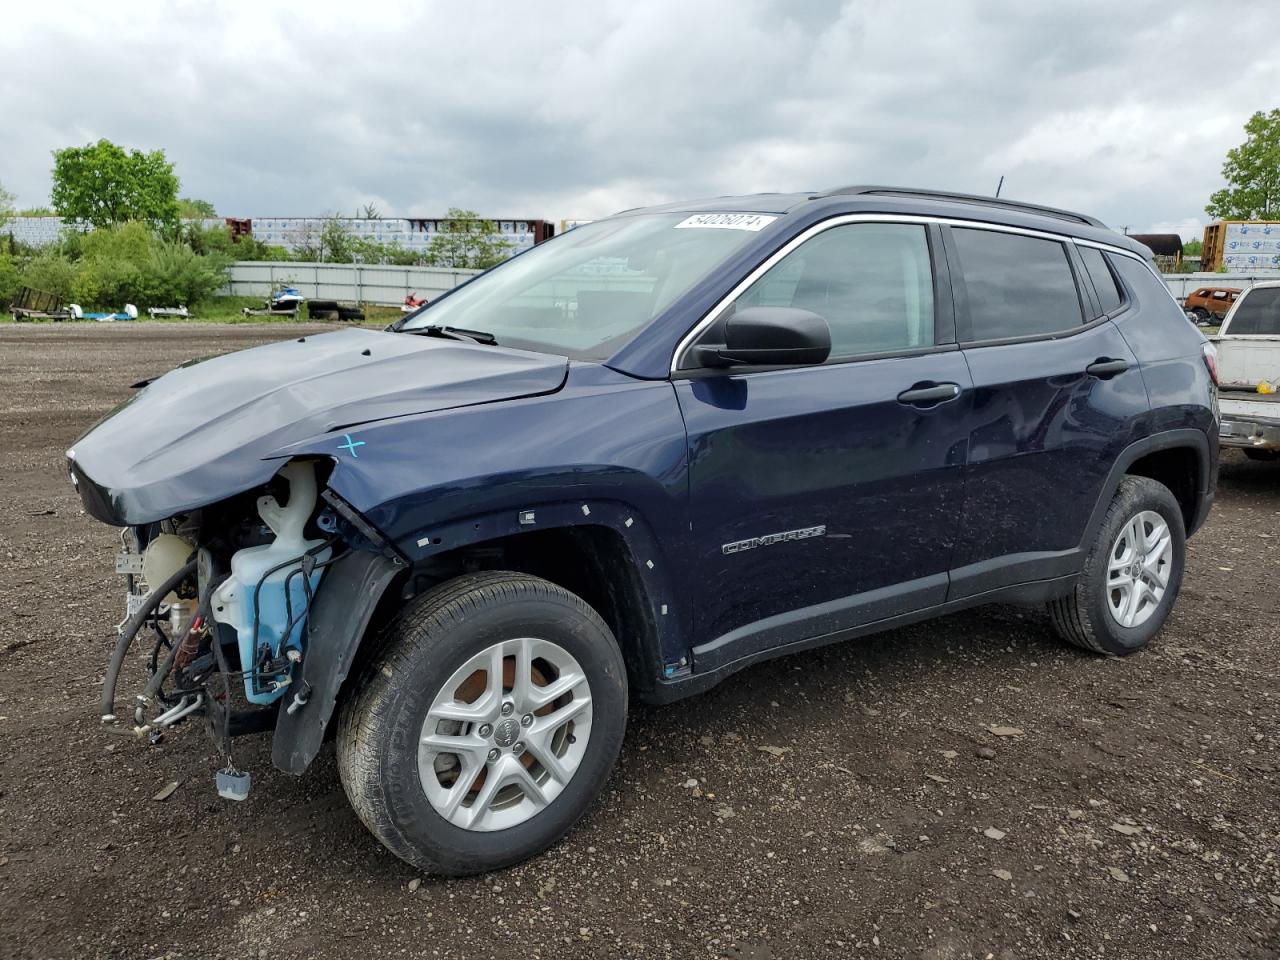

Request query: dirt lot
[{"left": 1, "top": 323, "right": 1278, "bottom": 960}]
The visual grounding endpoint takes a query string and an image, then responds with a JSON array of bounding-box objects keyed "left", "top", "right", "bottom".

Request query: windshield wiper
[{"left": 404, "top": 324, "right": 499, "bottom": 346}]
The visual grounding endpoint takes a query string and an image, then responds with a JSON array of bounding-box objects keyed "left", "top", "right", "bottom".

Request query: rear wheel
[
  {"left": 336, "top": 571, "right": 627, "bottom": 875},
  {"left": 1047, "top": 477, "right": 1185, "bottom": 655},
  {"left": 1192, "top": 307, "right": 1211, "bottom": 324}
]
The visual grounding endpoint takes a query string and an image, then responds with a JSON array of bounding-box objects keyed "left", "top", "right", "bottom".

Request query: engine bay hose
[
  {"left": 100, "top": 558, "right": 197, "bottom": 720},
  {"left": 138, "top": 577, "right": 222, "bottom": 718}
]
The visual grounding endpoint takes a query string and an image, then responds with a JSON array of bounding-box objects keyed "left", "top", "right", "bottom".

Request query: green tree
[
  {"left": 184, "top": 222, "right": 289, "bottom": 261},
  {"left": 0, "top": 252, "right": 21, "bottom": 306},
  {"left": 178, "top": 197, "right": 218, "bottom": 219},
  {"left": 1206, "top": 108, "right": 1280, "bottom": 221},
  {"left": 22, "top": 253, "right": 77, "bottom": 301},
  {"left": 0, "top": 179, "right": 14, "bottom": 229},
  {"left": 50, "top": 139, "right": 180, "bottom": 231},
  {"left": 287, "top": 218, "right": 351, "bottom": 262},
  {"left": 426, "top": 209, "right": 513, "bottom": 269},
  {"left": 1183, "top": 238, "right": 1203, "bottom": 257}
]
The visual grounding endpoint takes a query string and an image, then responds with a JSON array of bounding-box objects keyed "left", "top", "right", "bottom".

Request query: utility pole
[{"left": 995, "top": 176, "right": 1005, "bottom": 198}]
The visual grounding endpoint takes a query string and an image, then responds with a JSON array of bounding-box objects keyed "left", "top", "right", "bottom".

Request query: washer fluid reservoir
[{"left": 211, "top": 461, "right": 330, "bottom": 704}]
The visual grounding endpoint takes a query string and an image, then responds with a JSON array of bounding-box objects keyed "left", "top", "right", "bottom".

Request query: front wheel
[
  {"left": 1047, "top": 476, "right": 1186, "bottom": 656},
  {"left": 337, "top": 571, "right": 627, "bottom": 875}
]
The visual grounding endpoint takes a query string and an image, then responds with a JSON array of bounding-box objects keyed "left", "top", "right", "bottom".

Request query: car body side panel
[
  {"left": 276, "top": 363, "right": 695, "bottom": 665},
  {"left": 1106, "top": 257, "right": 1211, "bottom": 364},
  {"left": 949, "top": 321, "right": 1150, "bottom": 596},
  {"left": 675, "top": 350, "right": 972, "bottom": 667},
  {"left": 1107, "top": 256, "right": 1219, "bottom": 529}
]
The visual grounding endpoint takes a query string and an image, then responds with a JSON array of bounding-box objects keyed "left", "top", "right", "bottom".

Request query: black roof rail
[{"left": 814, "top": 185, "right": 1107, "bottom": 229}]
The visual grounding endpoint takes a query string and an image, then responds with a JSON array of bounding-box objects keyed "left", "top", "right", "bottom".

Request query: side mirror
[{"left": 694, "top": 306, "right": 832, "bottom": 368}]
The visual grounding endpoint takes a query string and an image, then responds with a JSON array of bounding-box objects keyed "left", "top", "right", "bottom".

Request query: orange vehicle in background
[{"left": 1183, "top": 286, "right": 1242, "bottom": 324}]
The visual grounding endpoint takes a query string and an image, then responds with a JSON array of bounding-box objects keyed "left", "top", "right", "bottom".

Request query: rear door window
[
  {"left": 1077, "top": 245, "right": 1124, "bottom": 316},
  {"left": 951, "top": 228, "right": 1084, "bottom": 340},
  {"left": 1226, "top": 287, "right": 1280, "bottom": 335}
]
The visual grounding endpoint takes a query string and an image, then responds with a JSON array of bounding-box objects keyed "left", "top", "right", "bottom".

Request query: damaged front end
[
  {"left": 96, "top": 458, "right": 392, "bottom": 799},
  {"left": 66, "top": 326, "right": 567, "bottom": 798}
]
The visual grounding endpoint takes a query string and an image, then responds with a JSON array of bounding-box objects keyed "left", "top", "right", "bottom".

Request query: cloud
[{"left": 0, "top": 0, "right": 1276, "bottom": 237}]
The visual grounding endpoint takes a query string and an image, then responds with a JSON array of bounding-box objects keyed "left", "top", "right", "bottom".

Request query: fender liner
[{"left": 271, "top": 549, "right": 402, "bottom": 774}]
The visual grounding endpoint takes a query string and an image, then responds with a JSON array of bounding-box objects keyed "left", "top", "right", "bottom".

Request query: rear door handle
[
  {"left": 1085, "top": 358, "right": 1130, "bottom": 379},
  {"left": 897, "top": 382, "right": 961, "bottom": 407}
]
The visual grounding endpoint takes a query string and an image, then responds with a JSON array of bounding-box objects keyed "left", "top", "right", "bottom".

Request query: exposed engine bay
[{"left": 104, "top": 459, "right": 345, "bottom": 799}]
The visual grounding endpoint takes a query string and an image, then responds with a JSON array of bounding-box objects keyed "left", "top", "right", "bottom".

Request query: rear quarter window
[
  {"left": 1078, "top": 245, "right": 1124, "bottom": 316},
  {"left": 1225, "top": 287, "right": 1280, "bottom": 335},
  {"left": 951, "top": 228, "right": 1083, "bottom": 340}
]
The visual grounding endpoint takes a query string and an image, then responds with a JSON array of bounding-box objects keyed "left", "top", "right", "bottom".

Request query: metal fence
[
  {"left": 222, "top": 261, "right": 480, "bottom": 306},
  {"left": 223, "top": 261, "right": 1275, "bottom": 311},
  {"left": 1162, "top": 273, "right": 1277, "bottom": 300}
]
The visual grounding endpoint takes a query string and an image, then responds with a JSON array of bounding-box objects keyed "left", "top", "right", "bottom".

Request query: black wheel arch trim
[
  {"left": 1083, "top": 428, "right": 1213, "bottom": 544},
  {"left": 272, "top": 501, "right": 678, "bottom": 773}
]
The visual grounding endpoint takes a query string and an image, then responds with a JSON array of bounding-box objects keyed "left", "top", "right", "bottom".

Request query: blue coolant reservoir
[{"left": 211, "top": 462, "right": 330, "bottom": 705}]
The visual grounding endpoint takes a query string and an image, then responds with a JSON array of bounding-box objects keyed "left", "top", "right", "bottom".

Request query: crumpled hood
[{"left": 68, "top": 328, "right": 568, "bottom": 525}]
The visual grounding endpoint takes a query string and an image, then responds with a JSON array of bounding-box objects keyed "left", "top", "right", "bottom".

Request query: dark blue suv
[{"left": 69, "top": 186, "right": 1218, "bottom": 874}]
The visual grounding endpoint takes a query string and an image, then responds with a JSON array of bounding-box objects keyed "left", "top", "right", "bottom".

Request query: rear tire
[
  {"left": 1047, "top": 477, "right": 1185, "bottom": 656},
  {"left": 336, "top": 571, "right": 627, "bottom": 875}
]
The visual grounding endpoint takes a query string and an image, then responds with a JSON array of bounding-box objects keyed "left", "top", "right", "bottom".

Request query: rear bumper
[{"left": 1219, "top": 415, "right": 1280, "bottom": 450}]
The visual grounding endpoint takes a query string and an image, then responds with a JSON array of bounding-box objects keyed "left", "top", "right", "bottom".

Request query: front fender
[
  {"left": 271, "top": 501, "right": 684, "bottom": 774},
  {"left": 277, "top": 362, "right": 693, "bottom": 658}
]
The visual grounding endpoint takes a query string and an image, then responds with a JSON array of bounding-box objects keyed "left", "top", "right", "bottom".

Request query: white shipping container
[
  {"left": 1223, "top": 253, "right": 1280, "bottom": 271},
  {"left": 1225, "top": 221, "right": 1280, "bottom": 239},
  {"left": 1224, "top": 237, "right": 1280, "bottom": 253}
]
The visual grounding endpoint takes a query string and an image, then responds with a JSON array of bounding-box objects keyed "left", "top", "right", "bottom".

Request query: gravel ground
[{"left": 1, "top": 323, "right": 1278, "bottom": 960}]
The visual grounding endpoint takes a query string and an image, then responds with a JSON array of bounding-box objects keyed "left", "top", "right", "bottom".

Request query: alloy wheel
[
  {"left": 417, "top": 636, "right": 593, "bottom": 831},
  {"left": 1105, "top": 510, "right": 1172, "bottom": 629}
]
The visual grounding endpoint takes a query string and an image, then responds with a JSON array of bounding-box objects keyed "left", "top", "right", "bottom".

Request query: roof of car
[{"left": 623, "top": 185, "right": 1151, "bottom": 259}]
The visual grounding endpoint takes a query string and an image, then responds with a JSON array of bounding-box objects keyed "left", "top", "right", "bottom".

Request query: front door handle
[
  {"left": 897, "top": 382, "right": 961, "bottom": 407},
  {"left": 1085, "top": 358, "right": 1130, "bottom": 379}
]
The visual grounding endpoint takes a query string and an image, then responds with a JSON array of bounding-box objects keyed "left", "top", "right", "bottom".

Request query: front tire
[
  {"left": 1047, "top": 477, "right": 1186, "bottom": 656},
  {"left": 336, "top": 571, "right": 627, "bottom": 875}
]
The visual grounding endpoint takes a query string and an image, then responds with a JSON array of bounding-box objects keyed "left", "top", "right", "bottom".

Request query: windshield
[{"left": 401, "top": 213, "right": 772, "bottom": 358}]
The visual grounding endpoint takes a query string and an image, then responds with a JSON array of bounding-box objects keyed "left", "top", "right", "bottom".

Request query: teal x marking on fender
[{"left": 339, "top": 433, "right": 366, "bottom": 458}]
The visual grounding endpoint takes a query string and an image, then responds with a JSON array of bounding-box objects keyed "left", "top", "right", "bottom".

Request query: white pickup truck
[{"left": 1213, "top": 281, "right": 1280, "bottom": 459}]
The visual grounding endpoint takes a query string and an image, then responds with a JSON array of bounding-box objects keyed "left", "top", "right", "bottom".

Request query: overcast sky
[{"left": 3, "top": 1, "right": 1277, "bottom": 238}]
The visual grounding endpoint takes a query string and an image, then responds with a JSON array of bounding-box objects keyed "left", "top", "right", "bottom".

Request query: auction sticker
[{"left": 674, "top": 213, "right": 777, "bottom": 231}]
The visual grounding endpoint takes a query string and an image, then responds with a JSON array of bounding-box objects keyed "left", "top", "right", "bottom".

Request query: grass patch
[{"left": 3, "top": 297, "right": 405, "bottom": 327}]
